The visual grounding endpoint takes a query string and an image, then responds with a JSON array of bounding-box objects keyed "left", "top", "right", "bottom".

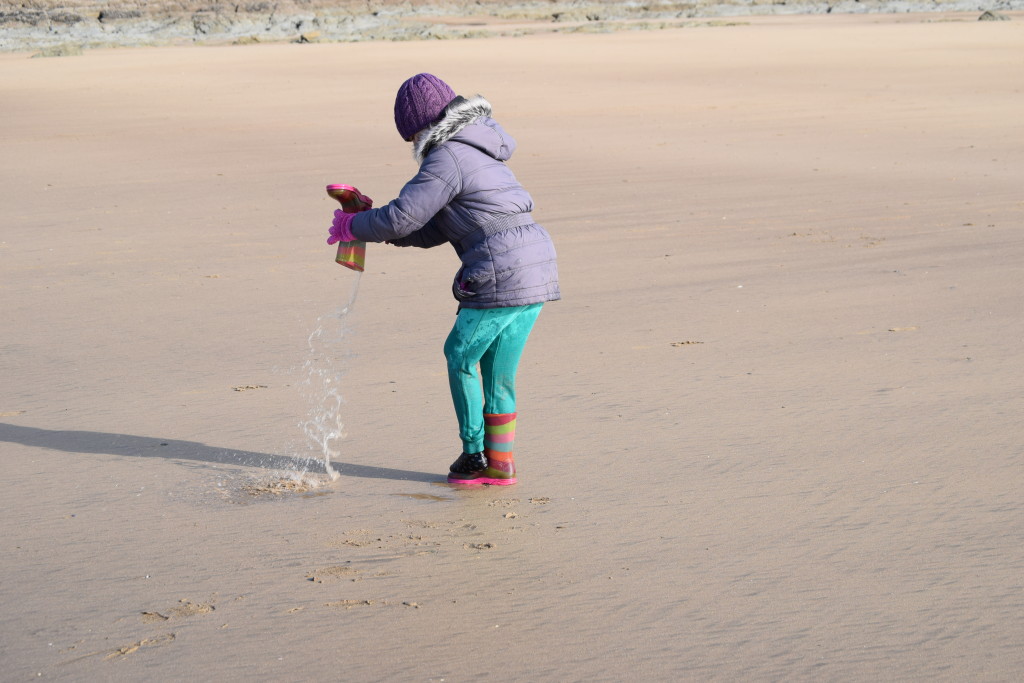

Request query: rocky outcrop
[{"left": 1, "top": 0, "right": 1020, "bottom": 51}]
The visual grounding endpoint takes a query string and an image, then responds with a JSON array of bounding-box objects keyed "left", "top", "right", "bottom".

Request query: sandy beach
[{"left": 2, "top": 12, "right": 1023, "bottom": 680}]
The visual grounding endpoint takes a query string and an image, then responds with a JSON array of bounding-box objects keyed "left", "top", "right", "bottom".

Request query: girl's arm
[
  {"left": 387, "top": 219, "right": 449, "bottom": 248},
  {"left": 350, "top": 151, "right": 459, "bottom": 244}
]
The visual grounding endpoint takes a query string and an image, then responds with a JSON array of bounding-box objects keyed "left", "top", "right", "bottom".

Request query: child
[{"left": 327, "top": 73, "right": 560, "bottom": 486}]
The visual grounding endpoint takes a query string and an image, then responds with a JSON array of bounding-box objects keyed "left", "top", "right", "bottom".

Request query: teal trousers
[{"left": 443, "top": 303, "right": 543, "bottom": 453}]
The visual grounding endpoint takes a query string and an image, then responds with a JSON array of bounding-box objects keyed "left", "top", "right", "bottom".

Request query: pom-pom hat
[{"left": 394, "top": 73, "right": 458, "bottom": 141}]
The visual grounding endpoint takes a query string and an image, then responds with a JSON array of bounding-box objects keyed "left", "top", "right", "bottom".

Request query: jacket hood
[{"left": 413, "top": 95, "right": 516, "bottom": 164}]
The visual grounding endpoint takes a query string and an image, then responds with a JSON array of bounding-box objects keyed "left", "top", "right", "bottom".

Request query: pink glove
[{"left": 327, "top": 209, "right": 356, "bottom": 245}]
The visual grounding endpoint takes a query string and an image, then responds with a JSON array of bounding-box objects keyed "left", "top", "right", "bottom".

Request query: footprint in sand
[
  {"left": 402, "top": 519, "right": 443, "bottom": 530},
  {"left": 327, "top": 527, "right": 443, "bottom": 556},
  {"left": 327, "top": 529, "right": 376, "bottom": 548},
  {"left": 141, "top": 598, "right": 216, "bottom": 623},
  {"left": 325, "top": 599, "right": 376, "bottom": 609},
  {"left": 104, "top": 633, "right": 176, "bottom": 660},
  {"left": 171, "top": 599, "right": 216, "bottom": 617},
  {"left": 306, "top": 565, "right": 362, "bottom": 583}
]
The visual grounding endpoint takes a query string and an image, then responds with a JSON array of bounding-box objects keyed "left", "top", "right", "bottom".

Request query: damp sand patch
[
  {"left": 238, "top": 473, "right": 332, "bottom": 499},
  {"left": 208, "top": 468, "right": 336, "bottom": 505}
]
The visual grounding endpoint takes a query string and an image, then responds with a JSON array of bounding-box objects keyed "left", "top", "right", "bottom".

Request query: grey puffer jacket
[{"left": 350, "top": 96, "right": 560, "bottom": 309}]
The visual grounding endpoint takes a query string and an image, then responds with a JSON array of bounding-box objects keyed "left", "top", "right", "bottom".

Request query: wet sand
[{"left": 2, "top": 13, "right": 1023, "bottom": 680}]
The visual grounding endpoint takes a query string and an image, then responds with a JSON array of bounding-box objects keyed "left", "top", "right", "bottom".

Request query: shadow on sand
[{"left": 0, "top": 423, "right": 439, "bottom": 483}]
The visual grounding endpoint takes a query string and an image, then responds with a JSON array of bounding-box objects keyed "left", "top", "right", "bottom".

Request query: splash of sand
[{"left": 296, "top": 272, "right": 362, "bottom": 481}]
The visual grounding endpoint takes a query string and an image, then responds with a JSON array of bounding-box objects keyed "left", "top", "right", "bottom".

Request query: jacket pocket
[{"left": 452, "top": 264, "right": 495, "bottom": 301}]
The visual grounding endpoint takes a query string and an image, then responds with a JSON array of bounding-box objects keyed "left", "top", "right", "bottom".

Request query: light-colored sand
[{"left": 2, "top": 13, "right": 1023, "bottom": 680}]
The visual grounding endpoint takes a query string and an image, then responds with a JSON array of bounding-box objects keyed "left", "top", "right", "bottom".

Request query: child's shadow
[{"left": 0, "top": 423, "right": 437, "bottom": 483}]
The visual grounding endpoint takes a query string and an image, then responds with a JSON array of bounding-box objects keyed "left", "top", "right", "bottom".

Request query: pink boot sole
[{"left": 447, "top": 476, "right": 518, "bottom": 486}]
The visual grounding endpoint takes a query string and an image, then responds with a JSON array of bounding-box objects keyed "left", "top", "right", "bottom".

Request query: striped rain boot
[
  {"left": 480, "top": 412, "right": 517, "bottom": 485},
  {"left": 447, "top": 413, "right": 519, "bottom": 486}
]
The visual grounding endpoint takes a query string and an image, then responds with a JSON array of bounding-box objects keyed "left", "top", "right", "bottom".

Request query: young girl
[{"left": 327, "top": 73, "right": 560, "bottom": 486}]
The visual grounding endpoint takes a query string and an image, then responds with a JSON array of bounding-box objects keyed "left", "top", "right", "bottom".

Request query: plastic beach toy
[
  {"left": 327, "top": 184, "right": 372, "bottom": 213},
  {"left": 326, "top": 184, "right": 372, "bottom": 271}
]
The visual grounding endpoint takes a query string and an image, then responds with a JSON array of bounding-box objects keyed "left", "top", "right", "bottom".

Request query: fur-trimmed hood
[{"left": 412, "top": 95, "right": 516, "bottom": 164}]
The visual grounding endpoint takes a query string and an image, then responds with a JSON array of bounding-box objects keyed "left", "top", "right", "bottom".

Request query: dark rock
[
  {"left": 98, "top": 10, "right": 144, "bottom": 23},
  {"left": 0, "top": 11, "right": 47, "bottom": 26},
  {"left": 49, "top": 11, "right": 84, "bottom": 25},
  {"left": 978, "top": 10, "right": 1010, "bottom": 20}
]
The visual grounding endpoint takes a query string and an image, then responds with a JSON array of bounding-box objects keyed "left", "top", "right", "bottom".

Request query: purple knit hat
[{"left": 394, "top": 73, "right": 458, "bottom": 141}]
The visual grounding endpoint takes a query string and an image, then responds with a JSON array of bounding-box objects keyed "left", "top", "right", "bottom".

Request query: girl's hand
[{"left": 327, "top": 210, "right": 356, "bottom": 245}]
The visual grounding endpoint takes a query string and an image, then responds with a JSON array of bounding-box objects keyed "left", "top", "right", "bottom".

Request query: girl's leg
[
  {"left": 479, "top": 303, "right": 543, "bottom": 414},
  {"left": 444, "top": 306, "right": 526, "bottom": 454},
  {"left": 444, "top": 304, "right": 543, "bottom": 485},
  {"left": 478, "top": 304, "right": 542, "bottom": 483}
]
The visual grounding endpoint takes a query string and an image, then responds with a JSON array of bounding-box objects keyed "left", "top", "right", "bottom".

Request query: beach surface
[{"left": 2, "top": 13, "right": 1023, "bottom": 680}]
